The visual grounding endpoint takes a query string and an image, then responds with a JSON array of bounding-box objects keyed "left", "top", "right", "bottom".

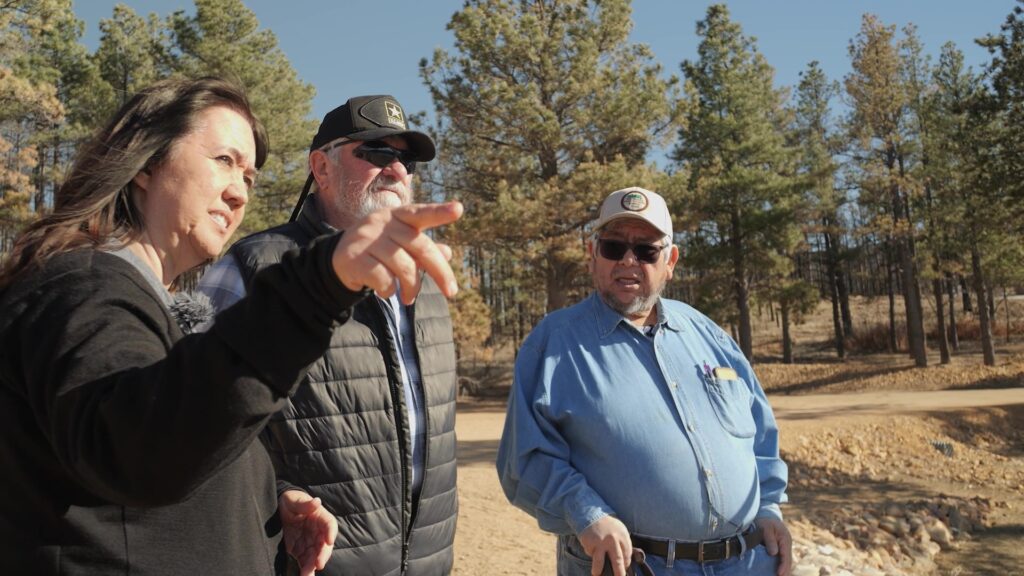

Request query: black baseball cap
[
  {"left": 290, "top": 95, "right": 436, "bottom": 222},
  {"left": 309, "top": 95, "right": 435, "bottom": 160}
]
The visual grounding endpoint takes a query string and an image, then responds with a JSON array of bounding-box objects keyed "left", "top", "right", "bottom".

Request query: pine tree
[
  {"left": 793, "top": 60, "right": 852, "bottom": 359},
  {"left": 94, "top": 5, "right": 167, "bottom": 110},
  {"left": 845, "top": 14, "right": 928, "bottom": 367},
  {"left": 0, "top": 1, "right": 63, "bottom": 250},
  {"left": 979, "top": 0, "right": 1024, "bottom": 217},
  {"left": 672, "top": 4, "right": 799, "bottom": 360},
  {"left": 421, "top": 0, "right": 680, "bottom": 343}
]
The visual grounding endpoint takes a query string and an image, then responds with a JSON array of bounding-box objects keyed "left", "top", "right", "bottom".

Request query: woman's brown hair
[{"left": 0, "top": 76, "right": 268, "bottom": 288}]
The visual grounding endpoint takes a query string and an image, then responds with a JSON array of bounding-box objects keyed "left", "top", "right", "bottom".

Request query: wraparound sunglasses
[
  {"left": 596, "top": 239, "right": 667, "bottom": 264},
  {"left": 324, "top": 139, "right": 417, "bottom": 173}
]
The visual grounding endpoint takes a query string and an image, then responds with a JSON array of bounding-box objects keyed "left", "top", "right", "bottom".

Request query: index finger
[
  {"left": 390, "top": 201, "right": 464, "bottom": 232},
  {"left": 590, "top": 548, "right": 606, "bottom": 576},
  {"left": 412, "top": 238, "right": 458, "bottom": 299}
]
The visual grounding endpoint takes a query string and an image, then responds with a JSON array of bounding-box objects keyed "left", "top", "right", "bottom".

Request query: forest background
[{"left": 3, "top": 0, "right": 1024, "bottom": 370}]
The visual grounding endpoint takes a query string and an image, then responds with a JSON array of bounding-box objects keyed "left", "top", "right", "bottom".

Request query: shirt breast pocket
[{"left": 704, "top": 376, "right": 756, "bottom": 438}]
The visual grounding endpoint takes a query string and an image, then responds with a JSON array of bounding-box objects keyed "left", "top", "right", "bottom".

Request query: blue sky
[{"left": 75, "top": 1, "right": 1016, "bottom": 134}]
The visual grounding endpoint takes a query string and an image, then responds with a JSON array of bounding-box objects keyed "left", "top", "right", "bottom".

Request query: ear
[
  {"left": 132, "top": 167, "right": 151, "bottom": 192},
  {"left": 586, "top": 238, "right": 596, "bottom": 275},
  {"left": 665, "top": 245, "right": 680, "bottom": 280},
  {"left": 309, "top": 150, "right": 332, "bottom": 190}
]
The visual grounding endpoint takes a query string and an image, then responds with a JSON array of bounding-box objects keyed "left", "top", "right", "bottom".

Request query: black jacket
[
  {"left": 0, "top": 236, "right": 362, "bottom": 575},
  {"left": 227, "top": 197, "right": 459, "bottom": 576}
]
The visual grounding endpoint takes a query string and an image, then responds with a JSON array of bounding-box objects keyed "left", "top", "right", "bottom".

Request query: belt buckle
[
  {"left": 697, "top": 540, "right": 704, "bottom": 563},
  {"left": 724, "top": 537, "right": 731, "bottom": 559}
]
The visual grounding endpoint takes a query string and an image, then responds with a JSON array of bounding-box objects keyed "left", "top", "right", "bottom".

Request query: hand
[
  {"left": 579, "top": 515, "right": 632, "bottom": 576},
  {"left": 755, "top": 517, "right": 793, "bottom": 576},
  {"left": 332, "top": 201, "right": 463, "bottom": 304},
  {"left": 279, "top": 490, "right": 338, "bottom": 576}
]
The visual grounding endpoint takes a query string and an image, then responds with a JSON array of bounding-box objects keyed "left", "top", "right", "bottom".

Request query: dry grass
[
  {"left": 750, "top": 295, "right": 1024, "bottom": 356},
  {"left": 749, "top": 295, "right": 1024, "bottom": 395}
]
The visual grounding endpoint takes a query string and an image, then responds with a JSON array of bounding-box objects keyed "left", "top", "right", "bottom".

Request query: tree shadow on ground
[
  {"left": 935, "top": 522, "right": 1024, "bottom": 576},
  {"left": 772, "top": 402, "right": 909, "bottom": 421},
  {"left": 787, "top": 460, "right": 938, "bottom": 520},
  {"left": 956, "top": 373, "right": 1024, "bottom": 390},
  {"left": 767, "top": 365, "right": 918, "bottom": 395},
  {"left": 456, "top": 438, "right": 500, "bottom": 467},
  {"left": 456, "top": 396, "right": 509, "bottom": 414},
  {"left": 928, "top": 405, "right": 1024, "bottom": 458}
]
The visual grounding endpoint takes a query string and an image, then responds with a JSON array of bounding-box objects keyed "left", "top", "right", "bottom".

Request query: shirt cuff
[
  {"left": 569, "top": 492, "right": 616, "bottom": 535},
  {"left": 756, "top": 502, "right": 783, "bottom": 522}
]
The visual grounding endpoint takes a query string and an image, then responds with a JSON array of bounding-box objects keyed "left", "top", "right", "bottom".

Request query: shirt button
[
  {"left": 687, "top": 422, "right": 695, "bottom": 432},
  {"left": 670, "top": 381, "right": 678, "bottom": 389},
  {"left": 704, "top": 468, "right": 713, "bottom": 477}
]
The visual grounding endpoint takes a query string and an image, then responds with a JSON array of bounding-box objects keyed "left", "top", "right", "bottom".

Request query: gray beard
[
  {"left": 599, "top": 288, "right": 661, "bottom": 320},
  {"left": 329, "top": 173, "right": 414, "bottom": 229},
  {"left": 352, "top": 175, "right": 412, "bottom": 220}
]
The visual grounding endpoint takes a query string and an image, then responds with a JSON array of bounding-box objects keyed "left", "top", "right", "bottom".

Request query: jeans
[{"left": 557, "top": 534, "right": 779, "bottom": 576}]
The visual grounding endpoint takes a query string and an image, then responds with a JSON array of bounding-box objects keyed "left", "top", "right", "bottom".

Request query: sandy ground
[{"left": 453, "top": 401, "right": 556, "bottom": 575}]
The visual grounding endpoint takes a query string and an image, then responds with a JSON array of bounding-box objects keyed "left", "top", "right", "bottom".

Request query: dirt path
[
  {"left": 769, "top": 388, "right": 1024, "bottom": 420},
  {"left": 452, "top": 389, "right": 1024, "bottom": 575}
]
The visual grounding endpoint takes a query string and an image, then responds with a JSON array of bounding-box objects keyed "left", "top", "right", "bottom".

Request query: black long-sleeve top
[{"left": 0, "top": 235, "right": 364, "bottom": 575}]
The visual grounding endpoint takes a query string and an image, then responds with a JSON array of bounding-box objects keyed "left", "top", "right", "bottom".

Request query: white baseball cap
[{"left": 594, "top": 187, "right": 673, "bottom": 239}]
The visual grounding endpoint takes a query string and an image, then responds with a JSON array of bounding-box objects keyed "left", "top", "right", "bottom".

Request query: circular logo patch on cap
[{"left": 621, "top": 191, "right": 649, "bottom": 212}]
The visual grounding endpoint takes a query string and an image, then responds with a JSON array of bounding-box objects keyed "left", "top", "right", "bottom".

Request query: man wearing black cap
[{"left": 200, "top": 95, "right": 458, "bottom": 576}]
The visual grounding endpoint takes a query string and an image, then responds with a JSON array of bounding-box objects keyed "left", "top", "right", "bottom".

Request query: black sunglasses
[
  {"left": 352, "top": 141, "right": 417, "bottom": 174},
  {"left": 596, "top": 239, "right": 667, "bottom": 264}
]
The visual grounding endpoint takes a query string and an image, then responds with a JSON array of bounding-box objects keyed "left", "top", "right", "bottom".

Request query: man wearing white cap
[{"left": 496, "top": 187, "right": 791, "bottom": 576}]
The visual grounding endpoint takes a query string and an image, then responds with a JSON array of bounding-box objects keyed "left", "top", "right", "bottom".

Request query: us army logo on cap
[
  {"left": 621, "top": 190, "right": 649, "bottom": 212},
  {"left": 384, "top": 100, "right": 406, "bottom": 129}
]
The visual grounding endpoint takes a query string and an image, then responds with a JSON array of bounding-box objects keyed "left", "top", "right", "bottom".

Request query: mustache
[{"left": 369, "top": 175, "right": 409, "bottom": 195}]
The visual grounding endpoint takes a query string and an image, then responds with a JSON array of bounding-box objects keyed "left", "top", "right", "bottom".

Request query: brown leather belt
[{"left": 630, "top": 528, "right": 763, "bottom": 564}]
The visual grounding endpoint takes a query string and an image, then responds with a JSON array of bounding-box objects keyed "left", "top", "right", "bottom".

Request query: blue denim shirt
[{"left": 496, "top": 293, "right": 787, "bottom": 542}]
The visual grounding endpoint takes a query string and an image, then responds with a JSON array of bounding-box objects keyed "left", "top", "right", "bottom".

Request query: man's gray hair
[{"left": 308, "top": 138, "right": 348, "bottom": 195}]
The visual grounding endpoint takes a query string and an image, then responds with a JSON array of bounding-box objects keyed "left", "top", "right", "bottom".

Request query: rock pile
[
  {"left": 789, "top": 496, "right": 998, "bottom": 575},
  {"left": 778, "top": 411, "right": 1023, "bottom": 575}
]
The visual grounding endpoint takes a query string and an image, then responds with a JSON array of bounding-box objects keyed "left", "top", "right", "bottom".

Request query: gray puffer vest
[{"left": 227, "top": 197, "right": 458, "bottom": 576}]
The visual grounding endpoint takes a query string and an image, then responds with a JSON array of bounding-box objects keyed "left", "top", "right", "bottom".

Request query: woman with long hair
[{"left": 0, "top": 76, "right": 460, "bottom": 576}]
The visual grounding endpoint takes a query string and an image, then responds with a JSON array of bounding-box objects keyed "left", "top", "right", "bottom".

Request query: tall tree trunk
[
  {"left": 545, "top": 258, "right": 570, "bottom": 313},
  {"left": 33, "top": 145, "right": 46, "bottom": 213},
  {"left": 824, "top": 228, "right": 847, "bottom": 357},
  {"left": 900, "top": 237, "right": 928, "bottom": 367},
  {"left": 735, "top": 269, "right": 753, "bottom": 361},
  {"left": 516, "top": 299, "right": 527, "bottom": 352},
  {"left": 886, "top": 247, "right": 898, "bottom": 353},
  {"left": 932, "top": 275, "right": 951, "bottom": 364},
  {"left": 960, "top": 274, "right": 973, "bottom": 313},
  {"left": 839, "top": 264, "right": 854, "bottom": 337},
  {"left": 781, "top": 301, "right": 793, "bottom": 364},
  {"left": 1004, "top": 286, "right": 1012, "bottom": 344},
  {"left": 987, "top": 282, "right": 996, "bottom": 323},
  {"left": 830, "top": 274, "right": 846, "bottom": 359},
  {"left": 892, "top": 158, "right": 927, "bottom": 366},
  {"left": 946, "top": 274, "right": 960, "bottom": 351},
  {"left": 731, "top": 212, "right": 753, "bottom": 361},
  {"left": 970, "top": 246, "right": 996, "bottom": 366}
]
